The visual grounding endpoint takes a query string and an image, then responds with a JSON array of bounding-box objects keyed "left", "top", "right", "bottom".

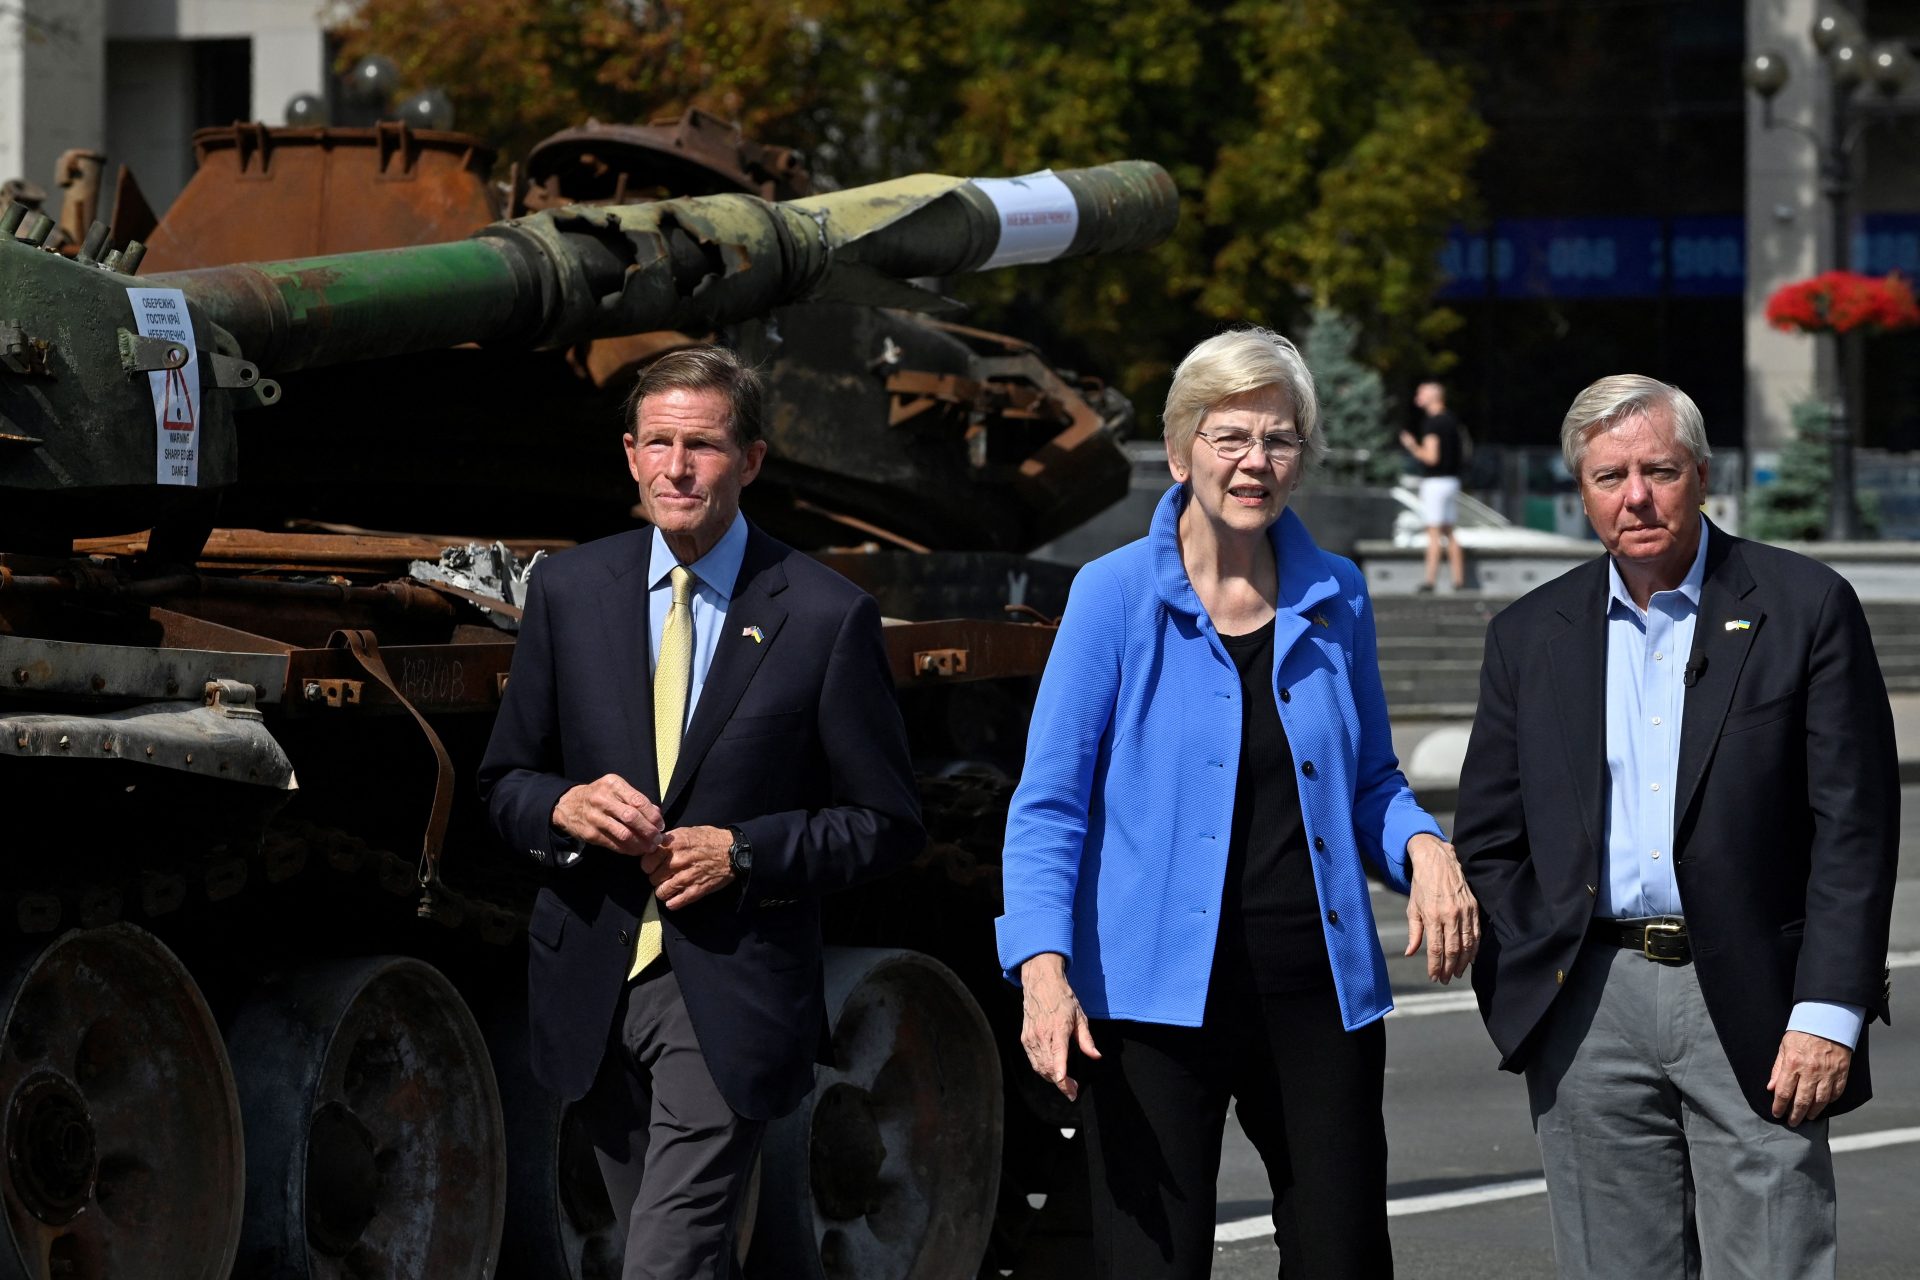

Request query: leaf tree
[{"left": 339, "top": 0, "right": 1486, "bottom": 429}]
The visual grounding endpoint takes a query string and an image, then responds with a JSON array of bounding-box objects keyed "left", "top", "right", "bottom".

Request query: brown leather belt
[{"left": 1589, "top": 915, "right": 1691, "bottom": 965}]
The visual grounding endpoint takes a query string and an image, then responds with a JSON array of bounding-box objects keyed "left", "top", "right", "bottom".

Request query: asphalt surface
[{"left": 1204, "top": 792, "right": 1920, "bottom": 1279}]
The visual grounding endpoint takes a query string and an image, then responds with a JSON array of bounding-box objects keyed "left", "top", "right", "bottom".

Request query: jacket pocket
[
  {"left": 1720, "top": 691, "right": 1795, "bottom": 737},
  {"left": 527, "top": 891, "right": 568, "bottom": 949},
  {"left": 719, "top": 710, "right": 806, "bottom": 740}
]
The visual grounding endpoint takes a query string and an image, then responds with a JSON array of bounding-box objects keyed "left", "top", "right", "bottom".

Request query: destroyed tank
[{"left": 0, "top": 120, "right": 1176, "bottom": 1280}]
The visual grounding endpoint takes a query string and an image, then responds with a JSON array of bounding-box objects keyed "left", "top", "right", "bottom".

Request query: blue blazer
[{"left": 996, "top": 484, "right": 1441, "bottom": 1031}]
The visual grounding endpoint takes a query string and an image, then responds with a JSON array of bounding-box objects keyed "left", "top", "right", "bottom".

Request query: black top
[
  {"left": 1419, "top": 410, "right": 1463, "bottom": 479},
  {"left": 1212, "top": 618, "right": 1333, "bottom": 995}
]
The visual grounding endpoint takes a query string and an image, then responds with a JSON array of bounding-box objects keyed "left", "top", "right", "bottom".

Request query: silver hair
[
  {"left": 1161, "top": 327, "right": 1324, "bottom": 472},
  {"left": 1559, "top": 374, "right": 1711, "bottom": 473}
]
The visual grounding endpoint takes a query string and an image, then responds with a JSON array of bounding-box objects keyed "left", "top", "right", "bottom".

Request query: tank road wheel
[
  {"left": 227, "top": 958, "right": 506, "bottom": 1278},
  {"left": 487, "top": 1002, "right": 621, "bottom": 1279},
  {"left": 488, "top": 1000, "right": 759, "bottom": 1279},
  {"left": 0, "top": 924, "right": 243, "bottom": 1280},
  {"left": 752, "top": 947, "right": 1002, "bottom": 1280}
]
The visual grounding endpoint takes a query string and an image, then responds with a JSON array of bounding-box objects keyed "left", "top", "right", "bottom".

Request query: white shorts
[{"left": 1418, "top": 476, "right": 1462, "bottom": 527}]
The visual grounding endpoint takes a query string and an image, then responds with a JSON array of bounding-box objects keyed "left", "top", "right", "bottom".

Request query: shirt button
[
  {"left": 1314, "top": 837, "right": 1327, "bottom": 852},
  {"left": 1326, "top": 909, "right": 1340, "bottom": 925},
  {"left": 1651, "top": 716, "right": 1662, "bottom": 726},
  {"left": 1302, "top": 761, "right": 1317, "bottom": 779},
  {"left": 1654, "top": 651, "right": 1664, "bottom": 661},
  {"left": 1650, "top": 782, "right": 1660, "bottom": 791},
  {"left": 1650, "top": 851, "right": 1661, "bottom": 860},
  {"left": 1280, "top": 688, "right": 1292, "bottom": 703}
]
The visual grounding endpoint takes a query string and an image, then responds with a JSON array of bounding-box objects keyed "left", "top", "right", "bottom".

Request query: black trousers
[
  {"left": 1080, "top": 979, "right": 1391, "bottom": 1279},
  {"left": 575, "top": 968, "right": 765, "bottom": 1280}
]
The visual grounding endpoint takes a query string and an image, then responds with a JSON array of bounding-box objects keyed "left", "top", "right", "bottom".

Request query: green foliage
[
  {"left": 1300, "top": 307, "right": 1398, "bottom": 484},
  {"left": 1745, "top": 400, "right": 1879, "bottom": 542},
  {"left": 340, "top": 0, "right": 1487, "bottom": 426}
]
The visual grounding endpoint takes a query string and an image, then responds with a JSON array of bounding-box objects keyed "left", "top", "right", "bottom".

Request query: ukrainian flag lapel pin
[
  {"left": 1311, "top": 612, "right": 1330, "bottom": 628},
  {"left": 741, "top": 625, "right": 764, "bottom": 644},
  {"left": 1724, "top": 619, "right": 1751, "bottom": 632}
]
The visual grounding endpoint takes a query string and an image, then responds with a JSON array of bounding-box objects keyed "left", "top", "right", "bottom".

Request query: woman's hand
[
  {"left": 1019, "top": 953, "right": 1100, "bottom": 1101},
  {"left": 1404, "top": 834, "right": 1480, "bottom": 984}
]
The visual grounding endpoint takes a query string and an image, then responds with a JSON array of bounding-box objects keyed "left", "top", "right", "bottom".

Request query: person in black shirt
[{"left": 1399, "top": 380, "right": 1468, "bottom": 592}]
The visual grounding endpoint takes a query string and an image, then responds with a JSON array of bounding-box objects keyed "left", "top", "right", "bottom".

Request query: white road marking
[
  {"left": 1832, "top": 1125, "right": 1920, "bottom": 1154},
  {"left": 1214, "top": 1127, "right": 1920, "bottom": 1242},
  {"left": 1387, "top": 990, "right": 1480, "bottom": 1017},
  {"left": 1388, "top": 950, "right": 1918, "bottom": 1015}
]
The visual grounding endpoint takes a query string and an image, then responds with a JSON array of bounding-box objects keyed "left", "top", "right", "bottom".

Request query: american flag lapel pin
[
  {"left": 1724, "top": 619, "right": 1751, "bottom": 632},
  {"left": 741, "top": 625, "right": 764, "bottom": 644}
]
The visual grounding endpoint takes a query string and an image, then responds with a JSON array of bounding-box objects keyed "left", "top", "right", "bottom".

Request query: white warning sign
[
  {"left": 972, "top": 170, "right": 1080, "bottom": 270},
  {"left": 126, "top": 287, "right": 200, "bottom": 486}
]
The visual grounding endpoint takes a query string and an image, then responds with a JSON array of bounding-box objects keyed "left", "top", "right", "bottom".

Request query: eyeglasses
[{"left": 1194, "top": 428, "right": 1307, "bottom": 463}]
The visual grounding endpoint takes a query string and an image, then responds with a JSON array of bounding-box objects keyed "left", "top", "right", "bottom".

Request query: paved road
[{"left": 1203, "top": 793, "right": 1920, "bottom": 1278}]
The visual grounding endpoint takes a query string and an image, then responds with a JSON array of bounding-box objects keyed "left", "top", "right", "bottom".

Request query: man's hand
[
  {"left": 1019, "top": 953, "right": 1099, "bottom": 1101},
  {"left": 552, "top": 775, "right": 662, "bottom": 856},
  {"left": 1767, "top": 1030, "right": 1851, "bottom": 1127},
  {"left": 1405, "top": 833, "right": 1480, "bottom": 984},
  {"left": 643, "top": 826, "right": 736, "bottom": 910}
]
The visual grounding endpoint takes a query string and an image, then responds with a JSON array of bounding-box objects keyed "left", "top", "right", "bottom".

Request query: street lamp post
[{"left": 1745, "top": 7, "right": 1914, "bottom": 541}]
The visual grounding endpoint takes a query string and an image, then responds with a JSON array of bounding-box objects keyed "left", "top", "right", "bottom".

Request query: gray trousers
[
  {"left": 1525, "top": 938, "right": 1836, "bottom": 1280},
  {"left": 577, "top": 968, "right": 765, "bottom": 1280}
]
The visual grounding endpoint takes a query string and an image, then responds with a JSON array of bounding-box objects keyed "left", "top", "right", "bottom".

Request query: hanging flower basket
[{"left": 1765, "top": 271, "right": 1920, "bottom": 336}]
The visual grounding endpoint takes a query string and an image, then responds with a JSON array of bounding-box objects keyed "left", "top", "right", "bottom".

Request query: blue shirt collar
[
  {"left": 1606, "top": 514, "right": 1708, "bottom": 619},
  {"left": 648, "top": 511, "right": 748, "bottom": 599}
]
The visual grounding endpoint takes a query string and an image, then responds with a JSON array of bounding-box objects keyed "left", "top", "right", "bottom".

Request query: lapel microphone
[{"left": 1684, "top": 648, "right": 1708, "bottom": 688}]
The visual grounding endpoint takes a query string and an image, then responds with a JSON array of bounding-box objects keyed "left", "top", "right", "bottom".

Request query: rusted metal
[
  {"left": 0, "top": 925, "right": 244, "bottom": 1278},
  {"left": 75, "top": 529, "right": 574, "bottom": 578},
  {"left": 225, "top": 958, "right": 506, "bottom": 1277},
  {"left": 878, "top": 618, "right": 1056, "bottom": 686},
  {"left": 302, "top": 678, "right": 363, "bottom": 708},
  {"left": 912, "top": 647, "right": 970, "bottom": 678},
  {"left": 756, "top": 948, "right": 1001, "bottom": 1280},
  {"left": 522, "top": 109, "right": 813, "bottom": 209},
  {"left": 325, "top": 630, "right": 454, "bottom": 917},
  {"left": 140, "top": 125, "right": 500, "bottom": 272},
  {"left": 283, "top": 643, "right": 515, "bottom": 716}
]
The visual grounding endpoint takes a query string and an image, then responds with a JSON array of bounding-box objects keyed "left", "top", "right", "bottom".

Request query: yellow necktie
[{"left": 632, "top": 565, "right": 694, "bottom": 979}]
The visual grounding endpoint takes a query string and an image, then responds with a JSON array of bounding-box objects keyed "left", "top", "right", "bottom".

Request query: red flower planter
[{"left": 1765, "top": 271, "right": 1920, "bottom": 336}]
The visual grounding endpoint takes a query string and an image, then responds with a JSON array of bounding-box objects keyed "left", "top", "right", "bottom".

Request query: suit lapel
[
  {"left": 1676, "top": 529, "right": 1760, "bottom": 824},
  {"left": 1547, "top": 562, "right": 1610, "bottom": 860},
  {"left": 596, "top": 536, "right": 660, "bottom": 800},
  {"left": 662, "top": 529, "right": 790, "bottom": 811}
]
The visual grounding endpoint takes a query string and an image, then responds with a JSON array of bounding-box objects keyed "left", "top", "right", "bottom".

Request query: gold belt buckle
[{"left": 1641, "top": 916, "right": 1687, "bottom": 964}]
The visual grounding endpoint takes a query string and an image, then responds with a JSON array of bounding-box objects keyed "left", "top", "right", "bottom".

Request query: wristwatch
[{"left": 726, "top": 825, "right": 753, "bottom": 878}]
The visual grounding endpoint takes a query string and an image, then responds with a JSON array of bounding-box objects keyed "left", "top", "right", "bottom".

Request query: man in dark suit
[
  {"left": 479, "top": 346, "right": 923, "bottom": 1279},
  {"left": 1454, "top": 374, "right": 1898, "bottom": 1278}
]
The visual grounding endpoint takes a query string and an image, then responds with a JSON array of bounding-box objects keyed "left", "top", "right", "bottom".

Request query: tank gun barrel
[{"left": 147, "top": 161, "right": 1177, "bottom": 374}]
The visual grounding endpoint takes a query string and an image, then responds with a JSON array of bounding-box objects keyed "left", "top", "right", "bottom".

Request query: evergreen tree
[
  {"left": 1301, "top": 307, "right": 1398, "bottom": 484},
  {"left": 1745, "top": 400, "right": 1878, "bottom": 542}
]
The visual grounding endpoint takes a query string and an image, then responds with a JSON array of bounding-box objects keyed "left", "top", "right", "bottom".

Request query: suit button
[
  {"left": 1556, "top": 969, "right": 1566, "bottom": 985},
  {"left": 618, "top": 930, "right": 631, "bottom": 946},
  {"left": 1280, "top": 688, "right": 1291, "bottom": 703},
  {"left": 1313, "top": 837, "right": 1326, "bottom": 852},
  {"left": 1326, "top": 909, "right": 1339, "bottom": 925},
  {"left": 1301, "top": 760, "right": 1316, "bottom": 779}
]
